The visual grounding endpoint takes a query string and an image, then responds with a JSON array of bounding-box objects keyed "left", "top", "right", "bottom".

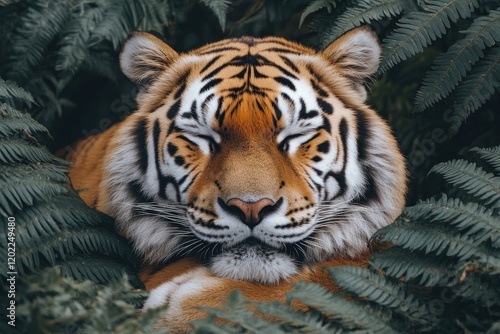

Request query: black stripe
[
  {"left": 317, "top": 98, "right": 333, "bottom": 115},
  {"left": 153, "top": 120, "right": 167, "bottom": 199},
  {"left": 263, "top": 47, "right": 302, "bottom": 55},
  {"left": 199, "top": 46, "right": 240, "bottom": 55},
  {"left": 330, "top": 118, "right": 349, "bottom": 199},
  {"left": 317, "top": 140, "right": 330, "bottom": 153},
  {"left": 167, "top": 101, "right": 180, "bottom": 119},
  {"left": 351, "top": 169, "right": 379, "bottom": 205},
  {"left": 200, "top": 78, "right": 223, "bottom": 93},
  {"left": 280, "top": 55, "right": 300, "bottom": 74},
  {"left": 200, "top": 55, "right": 221, "bottom": 74},
  {"left": 133, "top": 119, "right": 149, "bottom": 174},
  {"left": 299, "top": 98, "right": 319, "bottom": 119},
  {"left": 275, "top": 76, "right": 296, "bottom": 91},
  {"left": 178, "top": 135, "right": 198, "bottom": 147},
  {"left": 311, "top": 79, "right": 328, "bottom": 98},
  {"left": 355, "top": 109, "right": 369, "bottom": 161},
  {"left": 272, "top": 100, "right": 282, "bottom": 120}
]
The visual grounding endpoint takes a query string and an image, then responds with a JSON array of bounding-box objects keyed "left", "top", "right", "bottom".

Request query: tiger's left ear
[
  {"left": 120, "top": 31, "right": 179, "bottom": 85},
  {"left": 322, "top": 26, "right": 381, "bottom": 97}
]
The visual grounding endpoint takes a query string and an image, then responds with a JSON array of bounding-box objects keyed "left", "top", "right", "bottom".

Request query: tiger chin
[{"left": 64, "top": 26, "right": 407, "bottom": 333}]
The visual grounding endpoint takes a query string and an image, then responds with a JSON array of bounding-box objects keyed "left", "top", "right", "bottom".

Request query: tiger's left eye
[
  {"left": 199, "top": 135, "right": 220, "bottom": 153},
  {"left": 278, "top": 134, "right": 303, "bottom": 152}
]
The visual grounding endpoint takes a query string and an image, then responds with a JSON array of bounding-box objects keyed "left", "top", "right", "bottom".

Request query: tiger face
[{"left": 102, "top": 27, "right": 407, "bottom": 284}]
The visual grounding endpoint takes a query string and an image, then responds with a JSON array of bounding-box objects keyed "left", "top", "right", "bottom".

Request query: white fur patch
[{"left": 209, "top": 245, "right": 298, "bottom": 284}]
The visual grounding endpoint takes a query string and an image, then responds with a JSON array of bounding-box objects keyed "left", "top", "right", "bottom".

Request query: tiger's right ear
[{"left": 120, "top": 31, "right": 178, "bottom": 85}]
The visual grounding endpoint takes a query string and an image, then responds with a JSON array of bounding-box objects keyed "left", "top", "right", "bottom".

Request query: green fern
[
  {"left": 5, "top": 0, "right": 69, "bottom": 82},
  {"left": 319, "top": 0, "right": 416, "bottom": 46},
  {"left": 0, "top": 78, "right": 140, "bottom": 285},
  {"left": 199, "top": 0, "right": 231, "bottom": 31},
  {"left": 414, "top": 9, "right": 500, "bottom": 112},
  {"left": 430, "top": 159, "right": 500, "bottom": 207},
  {"left": 451, "top": 44, "right": 500, "bottom": 133},
  {"left": 299, "top": 0, "right": 338, "bottom": 28},
  {"left": 9, "top": 267, "right": 165, "bottom": 334},
  {"left": 380, "top": 0, "right": 479, "bottom": 72}
]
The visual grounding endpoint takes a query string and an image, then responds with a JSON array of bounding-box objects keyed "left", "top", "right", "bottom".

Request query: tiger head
[{"left": 102, "top": 26, "right": 407, "bottom": 284}]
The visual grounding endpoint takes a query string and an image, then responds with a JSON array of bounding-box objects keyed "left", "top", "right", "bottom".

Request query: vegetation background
[{"left": 0, "top": 0, "right": 499, "bottom": 333}]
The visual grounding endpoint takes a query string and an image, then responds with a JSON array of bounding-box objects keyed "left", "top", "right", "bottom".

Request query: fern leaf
[
  {"left": 327, "top": 266, "right": 427, "bottom": 320},
  {"left": 380, "top": 0, "right": 479, "bottom": 72},
  {"left": 250, "top": 301, "right": 341, "bottom": 333},
  {"left": 199, "top": 0, "right": 230, "bottom": 31},
  {"left": 60, "top": 255, "right": 141, "bottom": 286},
  {"left": 373, "top": 215, "right": 500, "bottom": 265},
  {"left": 87, "top": 0, "right": 128, "bottom": 50},
  {"left": 370, "top": 247, "right": 460, "bottom": 286},
  {"left": 319, "top": 0, "right": 415, "bottom": 46},
  {"left": 430, "top": 159, "right": 500, "bottom": 207},
  {"left": 300, "top": 0, "right": 337, "bottom": 28},
  {"left": 287, "top": 281, "right": 398, "bottom": 333},
  {"left": 0, "top": 0, "right": 22, "bottom": 6},
  {"left": 455, "top": 271, "right": 500, "bottom": 306},
  {"left": 0, "top": 77, "right": 34, "bottom": 103},
  {"left": 196, "top": 291, "right": 287, "bottom": 334},
  {"left": 6, "top": 0, "right": 69, "bottom": 81},
  {"left": 405, "top": 195, "right": 500, "bottom": 246},
  {"left": 414, "top": 9, "right": 500, "bottom": 112},
  {"left": 471, "top": 146, "right": 500, "bottom": 174},
  {"left": 0, "top": 172, "right": 68, "bottom": 216},
  {"left": 450, "top": 44, "right": 500, "bottom": 133},
  {"left": 55, "top": 4, "right": 108, "bottom": 91},
  {"left": 0, "top": 139, "right": 61, "bottom": 165},
  {"left": 0, "top": 104, "right": 49, "bottom": 138}
]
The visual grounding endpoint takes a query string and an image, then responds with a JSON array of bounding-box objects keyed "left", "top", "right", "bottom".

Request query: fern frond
[
  {"left": 251, "top": 300, "right": 341, "bottom": 333},
  {"left": 199, "top": 0, "right": 230, "bottom": 31},
  {"left": 430, "top": 159, "right": 500, "bottom": 207},
  {"left": 471, "top": 146, "right": 500, "bottom": 174},
  {"left": 6, "top": 0, "right": 69, "bottom": 82},
  {"left": 196, "top": 290, "right": 287, "bottom": 334},
  {"left": 327, "top": 266, "right": 427, "bottom": 320},
  {"left": 300, "top": 0, "right": 338, "bottom": 28},
  {"left": 380, "top": 0, "right": 479, "bottom": 72},
  {"left": 0, "top": 0, "right": 22, "bottom": 6},
  {"left": 370, "top": 247, "right": 460, "bottom": 286},
  {"left": 0, "top": 77, "right": 34, "bottom": 103},
  {"left": 87, "top": 0, "right": 129, "bottom": 50},
  {"left": 414, "top": 9, "right": 500, "bottom": 112},
  {"left": 0, "top": 139, "right": 61, "bottom": 165},
  {"left": 373, "top": 215, "right": 500, "bottom": 265},
  {"left": 0, "top": 170, "right": 68, "bottom": 216},
  {"left": 319, "top": 0, "right": 415, "bottom": 46},
  {"left": 456, "top": 271, "right": 500, "bottom": 306},
  {"left": 60, "top": 255, "right": 141, "bottom": 286},
  {"left": 55, "top": 3, "right": 109, "bottom": 91},
  {"left": 0, "top": 104, "right": 48, "bottom": 137},
  {"left": 405, "top": 195, "right": 500, "bottom": 246},
  {"left": 450, "top": 44, "right": 500, "bottom": 133},
  {"left": 287, "top": 281, "right": 398, "bottom": 333}
]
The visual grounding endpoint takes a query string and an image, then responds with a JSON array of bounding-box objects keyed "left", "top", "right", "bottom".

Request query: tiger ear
[
  {"left": 322, "top": 26, "right": 381, "bottom": 92},
  {"left": 120, "top": 31, "right": 179, "bottom": 85}
]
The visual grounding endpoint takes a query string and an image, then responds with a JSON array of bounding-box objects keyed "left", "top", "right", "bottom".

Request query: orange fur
[{"left": 62, "top": 27, "right": 407, "bottom": 333}]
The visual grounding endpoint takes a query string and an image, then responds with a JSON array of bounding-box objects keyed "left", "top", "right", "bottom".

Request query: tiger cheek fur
[{"left": 63, "top": 26, "right": 407, "bottom": 333}]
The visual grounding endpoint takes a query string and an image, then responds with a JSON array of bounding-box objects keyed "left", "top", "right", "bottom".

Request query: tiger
[{"left": 62, "top": 26, "right": 407, "bottom": 333}]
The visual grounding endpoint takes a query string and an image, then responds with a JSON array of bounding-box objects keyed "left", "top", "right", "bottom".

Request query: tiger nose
[{"left": 226, "top": 198, "right": 275, "bottom": 227}]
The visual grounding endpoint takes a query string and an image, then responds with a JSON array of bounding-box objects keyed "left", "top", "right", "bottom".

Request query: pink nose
[{"left": 226, "top": 198, "right": 275, "bottom": 227}]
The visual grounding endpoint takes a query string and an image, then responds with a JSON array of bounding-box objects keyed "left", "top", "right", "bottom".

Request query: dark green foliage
[
  {"left": 0, "top": 78, "right": 140, "bottom": 286},
  {"left": 1, "top": 0, "right": 500, "bottom": 333},
  {"left": 1, "top": 267, "right": 166, "bottom": 334}
]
